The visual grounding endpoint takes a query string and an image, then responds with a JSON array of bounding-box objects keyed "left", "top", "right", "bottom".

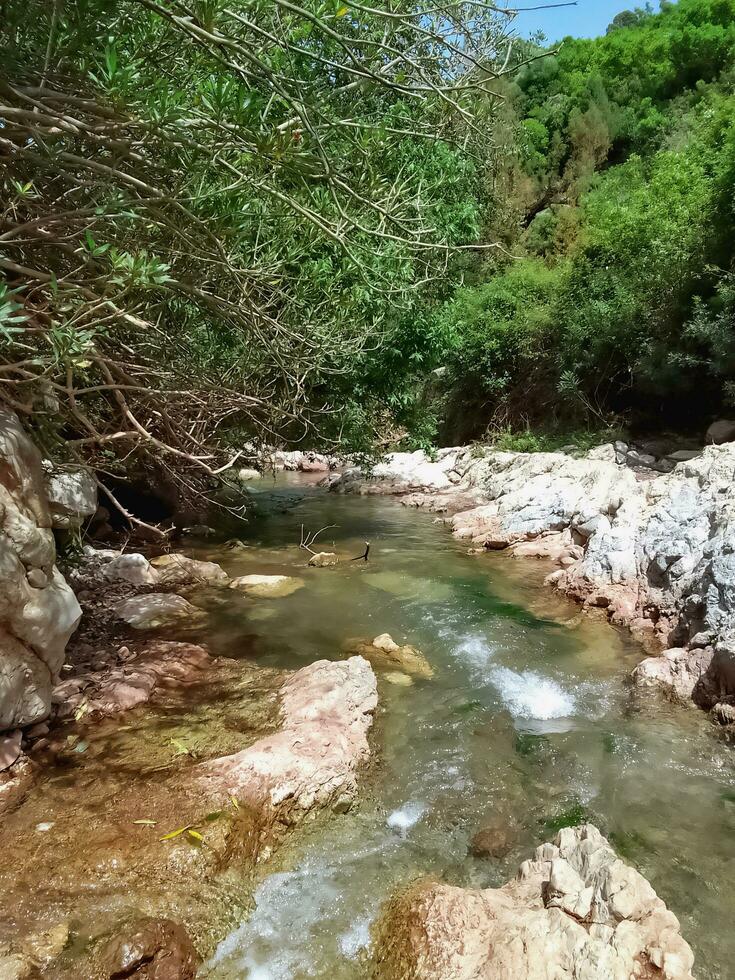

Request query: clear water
[
  {"left": 193, "top": 477, "right": 735, "bottom": 980},
  {"left": 2, "top": 475, "right": 732, "bottom": 978}
]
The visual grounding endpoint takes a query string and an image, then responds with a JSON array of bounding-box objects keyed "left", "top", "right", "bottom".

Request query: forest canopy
[{"left": 429, "top": 0, "right": 735, "bottom": 444}]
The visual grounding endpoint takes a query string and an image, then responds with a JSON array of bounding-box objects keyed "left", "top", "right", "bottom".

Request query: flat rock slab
[
  {"left": 197, "top": 656, "right": 377, "bottom": 830},
  {"left": 113, "top": 593, "right": 204, "bottom": 629},
  {"left": 229, "top": 574, "right": 305, "bottom": 598},
  {"left": 54, "top": 641, "right": 211, "bottom": 719},
  {"left": 373, "top": 823, "right": 695, "bottom": 980}
]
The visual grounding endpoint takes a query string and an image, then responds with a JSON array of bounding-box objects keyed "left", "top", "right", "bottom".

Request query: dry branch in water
[{"left": 299, "top": 524, "right": 338, "bottom": 555}]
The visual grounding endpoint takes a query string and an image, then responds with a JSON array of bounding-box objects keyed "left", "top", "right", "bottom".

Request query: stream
[
  {"left": 3, "top": 475, "right": 735, "bottom": 978},
  {"left": 199, "top": 477, "right": 735, "bottom": 979}
]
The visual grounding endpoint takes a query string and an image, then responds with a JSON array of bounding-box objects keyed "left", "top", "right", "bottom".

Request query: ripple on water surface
[{"left": 201, "top": 485, "right": 735, "bottom": 980}]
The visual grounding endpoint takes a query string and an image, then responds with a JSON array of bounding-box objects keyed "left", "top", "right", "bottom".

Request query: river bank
[
  {"left": 331, "top": 443, "right": 735, "bottom": 727},
  {"left": 1, "top": 419, "right": 735, "bottom": 977}
]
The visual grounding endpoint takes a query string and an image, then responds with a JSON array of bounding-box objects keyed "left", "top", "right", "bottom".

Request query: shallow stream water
[
  {"left": 3, "top": 475, "right": 734, "bottom": 979},
  {"left": 195, "top": 477, "right": 735, "bottom": 979}
]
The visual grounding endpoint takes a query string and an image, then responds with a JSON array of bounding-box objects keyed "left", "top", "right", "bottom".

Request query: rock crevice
[{"left": 372, "top": 824, "right": 695, "bottom": 980}]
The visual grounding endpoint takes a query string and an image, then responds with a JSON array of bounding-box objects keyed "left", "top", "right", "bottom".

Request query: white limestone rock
[{"left": 0, "top": 411, "right": 81, "bottom": 730}]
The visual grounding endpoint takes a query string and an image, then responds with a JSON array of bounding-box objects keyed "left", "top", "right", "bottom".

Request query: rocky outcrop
[
  {"left": 0, "top": 411, "right": 81, "bottom": 730},
  {"left": 334, "top": 445, "right": 735, "bottom": 711},
  {"left": 197, "top": 657, "right": 377, "bottom": 834},
  {"left": 373, "top": 824, "right": 695, "bottom": 980}
]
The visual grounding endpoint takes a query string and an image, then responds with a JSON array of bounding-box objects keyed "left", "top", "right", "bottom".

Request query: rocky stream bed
[{"left": 1, "top": 416, "right": 735, "bottom": 978}]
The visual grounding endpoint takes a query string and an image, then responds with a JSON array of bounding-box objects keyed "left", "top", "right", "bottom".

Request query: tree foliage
[
  {"left": 429, "top": 0, "right": 735, "bottom": 441},
  {"left": 0, "top": 0, "right": 514, "bottom": 506}
]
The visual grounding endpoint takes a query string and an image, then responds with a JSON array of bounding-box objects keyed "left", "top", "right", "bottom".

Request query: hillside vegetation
[
  {"left": 426, "top": 0, "right": 735, "bottom": 444},
  {"left": 2, "top": 0, "right": 735, "bottom": 481}
]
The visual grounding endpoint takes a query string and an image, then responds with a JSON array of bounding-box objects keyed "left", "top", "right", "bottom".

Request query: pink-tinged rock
[
  {"left": 54, "top": 642, "right": 211, "bottom": 719},
  {"left": 299, "top": 452, "right": 330, "bottom": 473},
  {"left": 197, "top": 657, "right": 377, "bottom": 826},
  {"left": 374, "top": 824, "right": 695, "bottom": 980},
  {"left": 510, "top": 530, "right": 584, "bottom": 564},
  {"left": 633, "top": 647, "right": 715, "bottom": 703}
]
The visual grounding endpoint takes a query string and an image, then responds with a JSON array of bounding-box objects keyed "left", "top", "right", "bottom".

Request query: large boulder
[
  {"left": 197, "top": 657, "right": 377, "bottom": 830},
  {"left": 0, "top": 411, "right": 81, "bottom": 729},
  {"left": 706, "top": 419, "right": 735, "bottom": 445},
  {"left": 43, "top": 464, "right": 97, "bottom": 529},
  {"left": 373, "top": 824, "right": 694, "bottom": 980}
]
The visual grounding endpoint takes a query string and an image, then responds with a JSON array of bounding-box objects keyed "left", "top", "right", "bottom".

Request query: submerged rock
[
  {"left": 229, "top": 573, "right": 304, "bottom": 598},
  {"left": 53, "top": 642, "right": 211, "bottom": 719},
  {"left": 469, "top": 817, "right": 519, "bottom": 859},
  {"left": 197, "top": 657, "right": 377, "bottom": 834},
  {"left": 383, "top": 671, "right": 414, "bottom": 687},
  {"left": 0, "top": 410, "right": 81, "bottom": 729},
  {"left": 373, "top": 824, "right": 694, "bottom": 980},
  {"left": 308, "top": 551, "right": 339, "bottom": 567},
  {"left": 113, "top": 593, "right": 204, "bottom": 629},
  {"left": 0, "top": 921, "right": 69, "bottom": 978},
  {"left": 96, "top": 916, "right": 199, "bottom": 980},
  {"left": 345, "top": 634, "right": 434, "bottom": 678}
]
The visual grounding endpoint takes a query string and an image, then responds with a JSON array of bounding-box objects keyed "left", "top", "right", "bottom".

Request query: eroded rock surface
[
  {"left": 197, "top": 656, "right": 377, "bottom": 834},
  {"left": 43, "top": 464, "right": 97, "bottom": 529},
  {"left": 53, "top": 641, "right": 211, "bottom": 719},
  {"left": 0, "top": 411, "right": 81, "bottom": 729},
  {"left": 373, "top": 824, "right": 694, "bottom": 980},
  {"left": 95, "top": 916, "right": 199, "bottom": 980}
]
